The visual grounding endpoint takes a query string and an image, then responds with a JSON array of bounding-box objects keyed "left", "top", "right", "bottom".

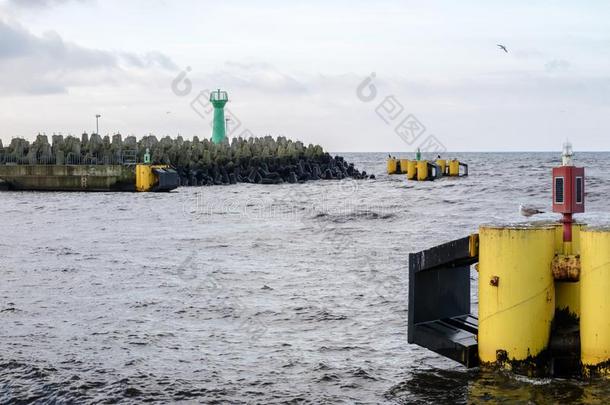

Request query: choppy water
[{"left": 1, "top": 152, "right": 609, "bottom": 404}]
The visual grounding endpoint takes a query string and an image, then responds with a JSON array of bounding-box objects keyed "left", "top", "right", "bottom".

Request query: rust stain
[
  {"left": 490, "top": 276, "right": 500, "bottom": 287},
  {"left": 552, "top": 254, "right": 580, "bottom": 282}
]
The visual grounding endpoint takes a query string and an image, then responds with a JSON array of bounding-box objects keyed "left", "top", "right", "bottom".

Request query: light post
[{"left": 95, "top": 114, "right": 101, "bottom": 135}]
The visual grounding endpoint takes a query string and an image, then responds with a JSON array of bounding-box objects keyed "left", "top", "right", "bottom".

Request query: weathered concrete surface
[
  {"left": 0, "top": 165, "right": 136, "bottom": 191},
  {"left": 1, "top": 135, "right": 370, "bottom": 186}
]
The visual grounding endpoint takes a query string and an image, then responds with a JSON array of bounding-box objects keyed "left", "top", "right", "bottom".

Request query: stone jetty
[{"left": 0, "top": 134, "right": 372, "bottom": 186}]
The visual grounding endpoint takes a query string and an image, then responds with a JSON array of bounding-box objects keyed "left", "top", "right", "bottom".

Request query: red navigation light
[{"left": 552, "top": 166, "right": 585, "bottom": 215}]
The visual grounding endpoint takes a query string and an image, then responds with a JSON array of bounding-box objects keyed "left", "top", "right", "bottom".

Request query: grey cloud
[
  {"left": 393, "top": 72, "right": 610, "bottom": 107},
  {"left": 0, "top": 18, "right": 32, "bottom": 58},
  {"left": 120, "top": 51, "right": 178, "bottom": 71},
  {"left": 512, "top": 49, "right": 546, "bottom": 59},
  {"left": 545, "top": 59, "right": 571, "bottom": 72},
  {"left": 4, "top": 0, "right": 91, "bottom": 8},
  {"left": 210, "top": 61, "right": 308, "bottom": 94},
  {"left": 0, "top": 19, "right": 177, "bottom": 94}
]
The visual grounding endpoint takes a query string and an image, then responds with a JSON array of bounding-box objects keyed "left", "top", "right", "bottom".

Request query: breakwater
[{"left": 0, "top": 134, "right": 371, "bottom": 186}]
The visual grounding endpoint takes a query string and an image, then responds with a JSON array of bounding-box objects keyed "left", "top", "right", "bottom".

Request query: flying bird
[
  {"left": 497, "top": 44, "right": 508, "bottom": 53},
  {"left": 520, "top": 204, "right": 544, "bottom": 217}
]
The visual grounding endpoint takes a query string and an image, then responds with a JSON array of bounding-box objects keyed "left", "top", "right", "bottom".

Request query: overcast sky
[{"left": 0, "top": 0, "right": 609, "bottom": 151}]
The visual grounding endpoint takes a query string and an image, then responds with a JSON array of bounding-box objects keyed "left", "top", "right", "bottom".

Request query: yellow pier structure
[
  {"left": 386, "top": 158, "right": 398, "bottom": 175},
  {"left": 406, "top": 160, "right": 417, "bottom": 180},
  {"left": 478, "top": 225, "right": 556, "bottom": 370},
  {"left": 399, "top": 159, "right": 410, "bottom": 174},
  {"left": 416, "top": 160, "right": 429, "bottom": 181},
  {"left": 408, "top": 143, "right": 608, "bottom": 379},
  {"left": 580, "top": 227, "right": 610, "bottom": 376},
  {"left": 386, "top": 156, "right": 467, "bottom": 181},
  {"left": 449, "top": 159, "right": 460, "bottom": 176},
  {"left": 554, "top": 224, "right": 583, "bottom": 317},
  {"left": 436, "top": 159, "right": 447, "bottom": 175},
  {"left": 135, "top": 164, "right": 179, "bottom": 192}
]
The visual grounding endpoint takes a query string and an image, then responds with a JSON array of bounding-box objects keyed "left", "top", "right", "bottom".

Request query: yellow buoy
[
  {"left": 580, "top": 227, "right": 610, "bottom": 375},
  {"left": 449, "top": 159, "right": 460, "bottom": 176},
  {"left": 416, "top": 160, "right": 428, "bottom": 181},
  {"left": 399, "top": 159, "right": 410, "bottom": 174},
  {"left": 406, "top": 160, "right": 417, "bottom": 180},
  {"left": 478, "top": 225, "right": 556, "bottom": 369},
  {"left": 386, "top": 158, "right": 397, "bottom": 175}
]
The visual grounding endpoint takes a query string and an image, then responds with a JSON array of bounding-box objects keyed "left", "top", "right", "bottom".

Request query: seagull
[
  {"left": 520, "top": 204, "right": 544, "bottom": 217},
  {"left": 497, "top": 44, "right": 508, "bottom": 53}
]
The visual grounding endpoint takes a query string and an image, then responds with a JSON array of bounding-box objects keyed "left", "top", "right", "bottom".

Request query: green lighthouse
[{"left": 210, "top": 89, "right": 228, "bottom": 144}]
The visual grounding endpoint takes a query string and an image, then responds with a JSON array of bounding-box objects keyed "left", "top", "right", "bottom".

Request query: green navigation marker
[{"left": 210, "top": 89, "right": 228, "bottom": 144}]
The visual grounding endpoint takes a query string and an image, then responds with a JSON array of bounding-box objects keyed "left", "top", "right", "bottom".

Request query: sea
[{"left": 1, "top": 152, "right": 609, "bottom": 404}]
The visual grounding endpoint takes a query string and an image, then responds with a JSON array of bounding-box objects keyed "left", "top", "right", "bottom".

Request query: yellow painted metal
[
  {"left": 136, "top": 164, "right": 155, "bottom": 192},
  {"left": 554, "top": 224, "right": 582, "bottom": 317},
  {"left": 580, "top": 227, "right": 610, "bottom": 372},
  {"left": 135, "top": 164, "right": 169, "bottom": 192},
  {"left": 469, "top": 233, "right": 479, "bottom": 257},
  {"left": 386, "top": 158, "right": 397, "bottom": 175},
  {"left": 436, "top": 159, "right": 447, "bottom": 175},
  {"left": 478, "top": 225, "right": 556, "bottom": 365},
  {"left": 399, "top": 159, "right": 410, "bottom": 174},
  {"left": 416, "top": 160, "right": 428, "bottom": 181},
  {"left": 406, "top": 160, "right": 417, "bottom": 180},
  {"left": 554, "top": 223, "right": 582, "bottom": 255},
  {"left": 449, "top": 160, "right": 460, "bottom": 176}
]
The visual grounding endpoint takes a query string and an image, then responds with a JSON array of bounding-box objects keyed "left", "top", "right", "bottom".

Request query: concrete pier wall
[{"left": 0, "top": 165, "right": 136, "bottom": 191}]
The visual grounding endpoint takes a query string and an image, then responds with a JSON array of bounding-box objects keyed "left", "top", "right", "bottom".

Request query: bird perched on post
[
  {"left": 497, "top": 44, "right": 508, "bottom": 53},
  {"left": 520, "top": 204, "right": 544, "bottom": 217}
]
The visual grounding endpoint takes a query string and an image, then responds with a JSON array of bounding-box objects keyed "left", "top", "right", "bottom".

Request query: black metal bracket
[{"left": 408, "top": 234, "right": 479, "bottom": 368}]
